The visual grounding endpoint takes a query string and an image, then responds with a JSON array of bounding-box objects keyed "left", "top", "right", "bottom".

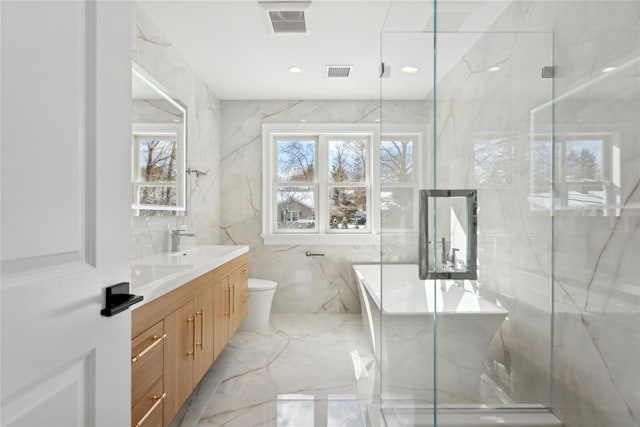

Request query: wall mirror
[{"left": 131, "top": 63, "right": 187, "bottom": 216}]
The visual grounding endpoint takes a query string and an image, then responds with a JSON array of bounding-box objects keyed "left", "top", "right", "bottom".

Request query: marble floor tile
[
  {"left": 169, "top": 314, "right": 522, "bottom": 427},
  {"left": 170, "top": 314, "right": 378, "bottom": 427}
]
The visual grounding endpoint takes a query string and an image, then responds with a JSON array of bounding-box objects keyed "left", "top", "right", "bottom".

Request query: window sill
[{"left": 261, "top": 233, "right": 381, "bottom": 246}]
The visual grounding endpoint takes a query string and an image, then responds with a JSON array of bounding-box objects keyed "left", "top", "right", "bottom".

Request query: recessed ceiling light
[
  {"left": 401, "top": 66, "right": 419, "bottom": 74},
  {"left": 489, "top": 66, "right": 500, "bottom": 72},
  {"left": 374, "top": 118, "right": 380, "bottom": 123},
  {"left": 602, "top": 66, "right": 617, "bottom": 73},
  {"left": 289, "top": 66, "right": 302, "bottom": 74}
]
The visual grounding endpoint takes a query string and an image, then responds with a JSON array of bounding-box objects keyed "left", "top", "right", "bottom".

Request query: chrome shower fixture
[{"left": 186, "top": 168, "right": 208, "bottom": 177}]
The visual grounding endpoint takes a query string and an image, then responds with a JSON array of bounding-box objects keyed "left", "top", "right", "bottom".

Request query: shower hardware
[
  {"left": 541, "top": 66, "right": 554, "bottom": 78},
  {"left": 305, "top": 251, "right": 324, "bottom": 257},
  {"left": 379, "top": 62, "right": 391, "bottom": 78},
  {"left": 186, "top": 168, "right": 208, "bottom": 177},
  {"left": 440, "top": 238, "right": 465, "bottom": 272},
  {"left": 419, "top": 189, "right": 477, "bottom": 280}
]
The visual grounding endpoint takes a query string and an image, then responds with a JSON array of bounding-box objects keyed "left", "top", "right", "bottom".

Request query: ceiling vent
[
  {"left": 269, "top": 11, "right": 306, "bottom": 33},
  {"left": 260, "top": 2, "right": 311, "bottom": 34},
  {"left": 327, "top": 65, "right": 353, "bottom": 78}
]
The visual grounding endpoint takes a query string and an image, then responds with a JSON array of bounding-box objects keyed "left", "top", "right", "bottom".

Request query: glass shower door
[{"left": 380, "top": 29, "right": 554, "bottom": 423}]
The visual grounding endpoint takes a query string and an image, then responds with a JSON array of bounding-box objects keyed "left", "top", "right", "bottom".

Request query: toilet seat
[{"left": 248, "top": 278, "right": 277, "bottom": 291}]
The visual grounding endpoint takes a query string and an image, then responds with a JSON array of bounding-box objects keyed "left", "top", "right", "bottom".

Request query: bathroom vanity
[{"left": 129, "top": 246, "right": 249, "bottom": 427}]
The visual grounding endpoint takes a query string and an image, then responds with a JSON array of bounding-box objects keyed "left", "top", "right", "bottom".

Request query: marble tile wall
[
  {"left": 131, "top": 5, "right": 221, "bottom": 259},
  {"left": 132, "top": 3, "right": 637, "bottom": 425},
  {"left": 219, "top": 100, "right": 427, "bottom": 314},
  {"left": 430, "top": 2, "right": 639, "bottom": 426}
]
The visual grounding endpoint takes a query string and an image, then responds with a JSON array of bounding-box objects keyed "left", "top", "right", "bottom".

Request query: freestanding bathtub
[{"left": 352, "top": 264, "right": 508, "bottom": 403}]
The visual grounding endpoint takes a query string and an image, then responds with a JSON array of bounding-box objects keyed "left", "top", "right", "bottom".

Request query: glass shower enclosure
[{"left": 378, "top": 25, "right": 555, "bottom": 423}]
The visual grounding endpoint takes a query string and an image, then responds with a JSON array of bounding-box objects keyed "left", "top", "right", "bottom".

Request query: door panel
[
  {"left": 1, "top": 2, "right": 132, "bottom": 426},
  {"left": 2, "top": 355, "right": 93, "bottom": 426},
  {"left": 213, "top": 277, "right": 229, "bottom": 360},
  {"left": 164, "top": 300, "right": 194, "bottom": 424},
  {"left": 1, "top": 1, "right": 85, "bottom": 263},
  {"left": 194, "top": 286, "right": 215, "bottom": 384}
]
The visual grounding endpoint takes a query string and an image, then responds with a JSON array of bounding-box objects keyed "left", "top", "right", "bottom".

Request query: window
[
  {"left": 132, "top": 123, "right": 186, "bottom": 215},
  {"left": 528, "top": 133, "right": 617, "bottom": 214},
  {"left": 380, "top": 135, "right": 418, "bottom": 230},
  {"left": 263, "top": 124, "right": 421, "bottom": 244}
]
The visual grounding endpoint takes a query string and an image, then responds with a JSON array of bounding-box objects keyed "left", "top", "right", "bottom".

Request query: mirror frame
[{"left": 131, "top": 63, "right": 187, "bottom": 215}]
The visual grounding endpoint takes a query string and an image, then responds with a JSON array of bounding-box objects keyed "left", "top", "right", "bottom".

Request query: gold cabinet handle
[
  {"left": 132, "top": 392, "right": 166, "bottom": 427},
  {"left": 131, "top": 334, "right": 166, "bottom": 363},
  {"left": 230, "top": 284, "right": 235, "bottom": 315},
  {"left": 187, "top": 316, "right": 196, "bottom": 360},
  {"left": 196, "top": 308, "right": 204, "bottom": 350},
  {"left": 224, "top": 287, "right": 230, "bottom": 317}
]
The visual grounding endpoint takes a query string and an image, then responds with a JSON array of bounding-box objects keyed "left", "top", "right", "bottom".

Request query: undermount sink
[
  {"left": 130, "top": 245, "right": 249, "bottom": 305},
  {"left": 131, "top": 263, "right": 194, "bottom": 288},
  {"left": 168, "top": 245, "right": 243, "bottom": 259}
]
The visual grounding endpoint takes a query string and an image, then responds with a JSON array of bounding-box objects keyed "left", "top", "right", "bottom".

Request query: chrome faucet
[
  {"left": 441, "top": 237, "right": 451, "bottom": 270},
  {"left": 441, "top": 238, "right": 465, "bottom": 272},
  {"left": 170, "top": 229, "right": 195, "bottom": 252}
]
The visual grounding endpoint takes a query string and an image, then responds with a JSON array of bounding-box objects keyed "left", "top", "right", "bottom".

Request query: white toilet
[{"left": 239, "top": 278, "right": 277, "bottom": 332}]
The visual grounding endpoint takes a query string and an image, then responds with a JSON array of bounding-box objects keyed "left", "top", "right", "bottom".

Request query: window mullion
[
  {"left": 371, "top": 130, "right": 380, "bottom": 235},
  {"left": 317, "top": 135, "right": 328, "bottom": 233},
  {"left": 270, "top": 134, "right": 278, "bottom": 235}
]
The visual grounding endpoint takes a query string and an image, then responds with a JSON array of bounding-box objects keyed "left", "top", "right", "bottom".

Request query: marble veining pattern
[
  {"left": 429, "top": 2, "right": 640, "bottom": 426},
  {"left": 219, "top": 100, "right": 427, "bottom": 314},
  {"left": 131, "top": 5, "right": 222, "bottom": 259},
  {"left": 131, "top": 2, "right": 638, "bottom": 426},
  {"left": 169, "top": 314, "right": 516, "bottom": 427},
  {"left": 169, "top": 314, "right": 377, "bottom": 427}
]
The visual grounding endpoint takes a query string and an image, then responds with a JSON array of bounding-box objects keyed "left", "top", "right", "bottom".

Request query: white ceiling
[{"left": 136, "top": 1, "right": 511, "bottom": 100}]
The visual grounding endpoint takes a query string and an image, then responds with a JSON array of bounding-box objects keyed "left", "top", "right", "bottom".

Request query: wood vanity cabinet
[
  {"left": 212, "top": 263, "right": 249, "bottom": 358},
  {"left": 131, "top": 320, "right": 166, "bottom": 427},
  {"left": 131, "top": 254, "right": 248, "bottom": 427},
  {"left": 229, "top": 264, "right": 249, "bottom": 336},
  {"left": 194, "top": 285, "right": 215, "bottom": 383}
]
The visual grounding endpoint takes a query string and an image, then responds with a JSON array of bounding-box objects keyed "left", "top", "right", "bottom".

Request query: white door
[{"left": 1, "top": 2, "right": 132, "bottom": 426}]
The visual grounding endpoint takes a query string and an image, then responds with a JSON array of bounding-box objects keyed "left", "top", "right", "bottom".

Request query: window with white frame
[
  {"left": 263, "top": 124, "right": 421, "bottom": 245},
  {"left": 380, "top": 134, "right": 417, "bottom": 231},
  {"left": 132, "top": 122, "right": 185, "bottom": 215}
]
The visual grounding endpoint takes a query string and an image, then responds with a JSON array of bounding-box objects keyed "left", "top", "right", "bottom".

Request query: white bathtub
[{"left": 352, "top": 264, "right": 508, "bottom": 402}]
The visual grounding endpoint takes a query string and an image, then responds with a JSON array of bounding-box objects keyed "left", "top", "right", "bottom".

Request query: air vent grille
[
  {"left": 269, "top": 10, "right": 306, "bottom": 33},
  {"left": 327, "top": 65, "right": 353, "bottom": 78}
]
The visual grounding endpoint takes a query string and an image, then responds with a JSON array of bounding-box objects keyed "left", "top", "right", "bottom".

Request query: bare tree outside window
[
  {"left": 138, "top": 137, "right": 177, "bottom": 204},
  {"left": 328, "top": 139, "right": 368, "bottom": 228},
  {"left": 529, "top": 138, "right": 606, "bottom": 211},
  {"left": 380, "top": 137, "right": 415, "bottom": 230},
  {"left": 381, "top": 138, "right": 413, "bottom": 183},
  {"left": 278, "top": 139, "right": 315, "bottom": 182},
  {"left": 276, "top": 139, "right": 317, "bottom": 230},
  {"left": 133, "top": 135, "right": 179, "bottom": 217},
  {"left": 264, "top": 127, "right": 422, "bottom": 240},
  {"left": 565, "top": 143, "right": 602, "bottom": 183}
]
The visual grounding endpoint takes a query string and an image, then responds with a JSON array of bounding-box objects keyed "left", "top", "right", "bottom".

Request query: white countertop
[{"left": 130, "top": 245, "right": 249, "bottom": 308}]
